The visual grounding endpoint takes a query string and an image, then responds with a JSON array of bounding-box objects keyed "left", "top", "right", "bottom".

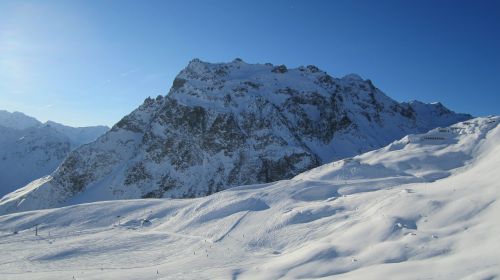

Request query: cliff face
[{"left": 0, "top": 59, "right": 471, "bottom": 213}]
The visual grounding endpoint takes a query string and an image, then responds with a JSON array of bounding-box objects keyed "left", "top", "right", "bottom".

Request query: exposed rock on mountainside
[{"left": 0, "top": 59, "right": 471, "bottom": 213}]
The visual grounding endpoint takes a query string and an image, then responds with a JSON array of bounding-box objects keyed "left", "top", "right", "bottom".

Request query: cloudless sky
[{"left": 0, "top": 0, "right": 499, "bottom": 127}]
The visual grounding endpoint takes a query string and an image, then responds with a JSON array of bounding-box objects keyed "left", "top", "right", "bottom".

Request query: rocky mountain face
[
  {"left": 0, "top": 110, "right": 108, "bottom": 196},
  {"left": 0, "top": 59, "right": 471, "bottom": 213}
]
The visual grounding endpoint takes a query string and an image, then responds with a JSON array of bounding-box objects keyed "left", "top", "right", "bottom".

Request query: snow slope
[
  {"left": 1, "top": 59, "right": 471, "bottom": 213},
  {"left": 0, "top": 116, "right": 497, "bottom": 279},
  {"left": 0, "top": 110, "right": 108, "bottom": 196}
]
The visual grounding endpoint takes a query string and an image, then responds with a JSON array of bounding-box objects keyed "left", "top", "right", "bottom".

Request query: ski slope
[{"left": 0, "top": 116, "right": 498, "bottom": 279}]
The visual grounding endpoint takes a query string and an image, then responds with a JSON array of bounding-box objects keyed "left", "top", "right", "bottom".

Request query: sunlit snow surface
[{"left": 0, "top": 117, "right": 498, "bottom": 279}]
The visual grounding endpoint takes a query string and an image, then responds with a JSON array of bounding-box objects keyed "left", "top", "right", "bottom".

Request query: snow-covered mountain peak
[
  {"left": 0, "top": 59, "right": 472, "bottom": 213},
  {"left": 171, "top": 59, "right": 397, "bottom": 116},
  {"left": 342, "top": 73, "right": 364, "bottom": 81},
  {"left": 0, "top": 110, "right": 109, "bottom": 197},
  {"left": 44, "top": 120, "right": 109, "bottom": 146},
  {"left": 0, "top": 110, "right": 41, "bottom": 130}
]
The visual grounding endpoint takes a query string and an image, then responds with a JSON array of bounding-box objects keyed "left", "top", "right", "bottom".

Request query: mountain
[
  {"left": 0, "top": 110, "right": 41, "bottom": 130},
  {"left": 0, "top": 59, "right": 471, "bottom": 214},
  {"left": 0, "top": 110, "right": 109, "bottom": 196},
  {"left": 44, "top": 121, "right": 110, "bottom": 146},
  {"left": 0, "top": 116, "right": 497, "bottom": 279}
]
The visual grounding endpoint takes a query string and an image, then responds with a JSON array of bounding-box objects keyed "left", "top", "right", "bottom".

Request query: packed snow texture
[
  {"left": 0, "top": 110, "right": 108, "bottom": 196},
  {"left": 0, "top": 59, "right": 471, "bottom": 213},
  {"left": 0, "top": 116, "right": 498, "bottom": 279}
]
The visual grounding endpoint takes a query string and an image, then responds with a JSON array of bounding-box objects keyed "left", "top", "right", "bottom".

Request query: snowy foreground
[{"left": 0, "top": 117, "right": 499, "bottom": 279}]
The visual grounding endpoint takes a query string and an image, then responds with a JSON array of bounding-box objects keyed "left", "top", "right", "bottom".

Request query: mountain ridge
[
  {"left": 0, "top": 59, "right": 472, "bottom": 214},
  {"left": 0, "top": 110, "right": 109, "bottom": 196}
]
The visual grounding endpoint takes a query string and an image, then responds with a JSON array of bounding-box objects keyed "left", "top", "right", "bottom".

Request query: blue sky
[{"left": 0, "top": 0, "right": 498, "bottom": 127}]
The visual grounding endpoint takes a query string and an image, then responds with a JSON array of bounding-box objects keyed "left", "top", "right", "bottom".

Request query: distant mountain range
[
  {"left": 0, "top": 59, "right": 471, "bottom": 214},
  {"left": 0, "top": 110, "right": 108, "bottom": 196}
]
